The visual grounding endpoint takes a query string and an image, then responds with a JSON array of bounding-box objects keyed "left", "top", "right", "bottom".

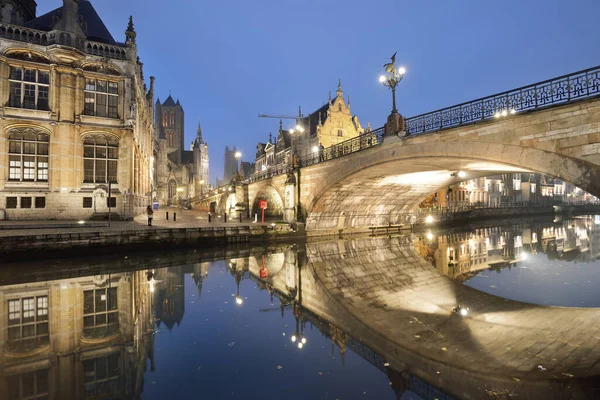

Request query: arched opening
[
  {"left": 251, "top": 185, "right": 284, "bottom": 220},
  {"left": 304, "top": 142, "right": 600, "bottom": 234}
]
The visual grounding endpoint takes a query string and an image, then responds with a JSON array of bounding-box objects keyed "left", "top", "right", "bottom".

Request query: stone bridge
[
  {"left": 199, "top": 66, "right": 600, "bottom": 236},
  {"left": 232, "top": 235, "right": 600, "bottom": 400}
]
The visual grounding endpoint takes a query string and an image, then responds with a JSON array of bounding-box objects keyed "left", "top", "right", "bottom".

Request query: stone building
[
  {"left": 0, "top": 270, "right": 154, "bottom": 399},
  {"left": 0, "top": 0, "right": 154, "bottom": 220},
  {"left": 153, "top": 96, "right": 209, "bottom": 206},
  {"left": 255, "top": 81, "right": 366, "bottom": 173}
]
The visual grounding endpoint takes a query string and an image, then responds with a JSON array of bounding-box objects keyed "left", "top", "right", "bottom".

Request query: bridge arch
[
  {"left": 249, "top": 183, "right": 285, "bottom": 220},
  {"left": 303, "top": 140, "right": 600, "bottom": 234}
]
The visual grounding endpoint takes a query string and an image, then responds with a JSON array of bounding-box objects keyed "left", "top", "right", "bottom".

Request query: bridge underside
[{"left": 306, "top": 157, "right": 529, "bottom": 235}]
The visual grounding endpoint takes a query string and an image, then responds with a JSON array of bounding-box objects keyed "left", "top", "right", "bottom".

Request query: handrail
[{"left": 406, "top": 65, "right": 600, "bottom": 134}]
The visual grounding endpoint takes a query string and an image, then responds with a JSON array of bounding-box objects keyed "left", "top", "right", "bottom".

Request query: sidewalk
[{"left": 0, "top": 207, "right": 279, "bottom": 238}]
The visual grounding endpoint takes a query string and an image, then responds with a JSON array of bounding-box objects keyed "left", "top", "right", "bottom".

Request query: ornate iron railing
[
  {"left": 406, "top": 65, "right": 600, "bottom": 135},
  {"left": 299, "top": 127, "right": 385, "bottom": 168},
  {"left": 245, "top": 128, "right": 385, "bottom": 184},
  {"left": 246, "top": 163, "right": 293, "bottom": 184}
]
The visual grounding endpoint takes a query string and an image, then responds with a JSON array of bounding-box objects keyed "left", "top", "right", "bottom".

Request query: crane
[{"left": 258, "top": 106, "right": 304, "bottom": 121}]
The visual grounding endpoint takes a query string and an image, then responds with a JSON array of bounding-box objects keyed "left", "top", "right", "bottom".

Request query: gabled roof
[
  {"left": 303, "top": 103, "right": 330, "bottom": 136},
  {"left": 24, "top": 1, "right": 118, "bottom": 45}
]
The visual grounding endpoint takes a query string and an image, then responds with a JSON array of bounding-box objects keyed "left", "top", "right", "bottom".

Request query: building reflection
[
  {"left": 0, "top": 270, "right": 155, "bottom": 399},
  {"left": 416, "top": 215, "right": 600, "bottom": 280}
]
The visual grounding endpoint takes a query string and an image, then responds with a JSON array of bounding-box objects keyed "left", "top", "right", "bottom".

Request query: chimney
[{"left": 55, "top": 0, "right": 82, "bottom": 34}]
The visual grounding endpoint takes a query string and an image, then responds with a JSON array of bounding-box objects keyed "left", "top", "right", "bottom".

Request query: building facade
[
  {"left": 154, "top": 97, "right": 209, "bottom": 206},
  {"left": 423, "top": 173, "right": 599, "bottom": 211},
  {"left": 0, "top": 0, "right": 155, "bottom": 220},
  {"left": 254, "top": 81, "right": 366, "bottom": 173},
  {"left": 0, "top": 270, "right": 154, "bottom": 399}
]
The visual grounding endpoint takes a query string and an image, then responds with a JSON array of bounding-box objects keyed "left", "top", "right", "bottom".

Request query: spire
[
  {"left": 125, "top": 15, "right": 136, "bottom": 44},
  {"left": 196, "top": 118, "right": 203, "bottom": 143},
  {"left": 347, "top": 95, "right": 351, "bottom": 108},
  {"left": 269, "top": 132, "right": 272, "bottom": 143},
  {"left": 279, "top": 120, "right": 283, "bottom": 133},
  {"left": 328, "top": 91, "right": 332, "bottom": 104},
  {"left": 336, "top": 79, "right": 343, "bottom": 98}
]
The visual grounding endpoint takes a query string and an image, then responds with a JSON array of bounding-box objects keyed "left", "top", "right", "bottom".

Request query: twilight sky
[{"left": 41, "top": 0, "right": 600, "bottom": 186}]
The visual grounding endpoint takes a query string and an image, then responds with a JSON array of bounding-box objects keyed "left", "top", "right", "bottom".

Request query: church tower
[
  {"left": 193, "top": 120, "right": 209, "bottom": 195},
  {"left": 155, "top": 96, "right": 184, "bottom": 165}
]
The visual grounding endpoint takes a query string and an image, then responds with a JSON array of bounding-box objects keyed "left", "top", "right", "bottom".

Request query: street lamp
[{"left": 379, "top": 54, "right": 406, "bottom": 114}]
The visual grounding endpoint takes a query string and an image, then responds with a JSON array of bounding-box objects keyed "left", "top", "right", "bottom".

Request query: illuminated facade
[
  {"left": 0, "top": 271, "right": 154, "bottom": 399},
  {"left": 0, "top": 0, "right": 154, "bottom": 220}
]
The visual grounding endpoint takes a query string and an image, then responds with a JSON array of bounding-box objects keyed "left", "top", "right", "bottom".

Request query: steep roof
[
  {"left": 303, "top": 103, "right": 330, "bottom": 136},
  {"left": 162, "top": 95, "right": 177, "bottom": 107},
  {"left": 182, "top": 150, "right": 194, "bottom": 164},
  {"left": 24, "top": 0, "right": 118, "bottom": 45}
]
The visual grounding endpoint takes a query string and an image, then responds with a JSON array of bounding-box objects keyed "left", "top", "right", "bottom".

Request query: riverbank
[{"left": 0, "top": 208, "right": 305, "bottom": 262}]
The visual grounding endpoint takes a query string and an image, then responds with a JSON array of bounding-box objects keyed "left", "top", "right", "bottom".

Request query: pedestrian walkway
[{"left": 0, "top": 207, "right": 279, "bottom": 238}]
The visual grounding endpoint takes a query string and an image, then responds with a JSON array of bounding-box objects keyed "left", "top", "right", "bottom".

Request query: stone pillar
[
  {"left": 283, "top": 183, "right": 296, "bottom": 222},
  {"left": 385, "top": 111, "right": 407, "bottom": 137},
  {"left": 234, "top": 183, "right": 247, "bottom": 218}
]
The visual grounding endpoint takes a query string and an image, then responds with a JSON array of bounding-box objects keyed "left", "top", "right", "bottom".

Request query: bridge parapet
[{"left": 406, "top": 65, "right": 600, "bottom": 135}]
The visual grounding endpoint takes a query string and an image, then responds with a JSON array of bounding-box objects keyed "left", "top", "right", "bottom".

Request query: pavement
[{"left": 0, "top": 207, "right": 279, "bottom": 237}]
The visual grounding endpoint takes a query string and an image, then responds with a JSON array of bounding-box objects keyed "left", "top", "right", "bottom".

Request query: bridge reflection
[{"left": 1, "top": 231, "right": 600, "bottom": 399}]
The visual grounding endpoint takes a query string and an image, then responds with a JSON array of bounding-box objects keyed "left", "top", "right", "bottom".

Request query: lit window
[
  {"left": 8, "top": 128, "right": 49, "bottom": 182},
  {"left": 83, "top": 288, "right": 118, "bottom": 338},
  {"left": 8, "top": 66, "right": 50, "bottom": 110},
  {"left": 83, "top": 135, "right": 119, "bottom": 184},
  {"left": 7, "top": 296, "right": 49, "bottom": 352},
  {"left": 84, "top": 78, "right": 119, "bottom": 118}
]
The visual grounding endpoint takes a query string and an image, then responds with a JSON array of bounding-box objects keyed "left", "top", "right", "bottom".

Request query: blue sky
[{"left": 41, "top": 0, "right": 600, "bottom": 186}]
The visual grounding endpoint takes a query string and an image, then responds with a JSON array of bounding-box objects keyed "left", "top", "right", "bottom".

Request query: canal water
[{"left": 0, "top": 215, "right": 599, "bottom": 399}]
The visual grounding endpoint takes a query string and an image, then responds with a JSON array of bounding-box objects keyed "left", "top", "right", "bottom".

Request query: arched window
[
  {"left": 168, "top": 180, "right": 176, "bottom": 199},
  {"left": 8, "top": 128, "right": 49, "bottom": 182},
  {"left": 83, "top": 135, "right": 119, "bottom": 184}
]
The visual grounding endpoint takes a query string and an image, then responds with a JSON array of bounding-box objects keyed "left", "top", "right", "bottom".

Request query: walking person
[
  {"left": 146, "top": 205, "right": 154, "bottom": 226},
  {"left": 319, "top": 142, "right": 325, "bottom": 162}
]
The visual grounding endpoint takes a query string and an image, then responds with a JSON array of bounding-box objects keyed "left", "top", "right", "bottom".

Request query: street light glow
[
  {"left": 379, "top": 75, "right": 386, "bottom": 83},
  {"left": 235, "top": 151, "right": 242, "bottom": 159},
  {"left": 298, "top": 342, "right": 303, "bottom": 349},
  {"left": 458, "top": 171, "right": 467, "bottom": 178},
  {"left": 427, "top": 232, "right": 434, "bottom": 240},
  {"left": 291, "top": 335, "right": 297, "bottom": 342},
  {"left": 301, "top": 338, "right": 306, "bottom": 344},
  {"left": 425, "top": 215, "right": 434, "bottom": 224},
  {"left": 235, "top": 296, "right": 243, "bottom": 305},
  {"left": 501, "top": 110, "right": 508, "bottom": 117},
  {"left": 460, "top": 308, "right": 469, "bottom": 316},
  {"left": 312, "top": 146, "right": 319, "bottom": 153},
  {"left": 398, "top": 67, "right": 406, "bottom": 75}
]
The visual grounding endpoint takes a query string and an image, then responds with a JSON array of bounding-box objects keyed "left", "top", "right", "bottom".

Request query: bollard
[
  {"left": 208, "top": 213, "right": 212, "bottom": 223},
  {"left": 174, "top": 212, "right": 177, "bottom": 222},
  {"left": 224, "top": 213, "right": 227, "bottom": 223},
  {"left": 166, "top": 212, "right": 169, "bottom": 221},
  {"left": 239, "top": 213, "right": 242, "bottom": 223},
  {"left": 254, "top": 214, "right": 258, "bottom": 223}
]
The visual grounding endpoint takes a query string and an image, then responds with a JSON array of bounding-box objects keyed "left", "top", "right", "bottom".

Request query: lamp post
[{"left": 379, "top": 63, "right": 406, "bottom": 114}]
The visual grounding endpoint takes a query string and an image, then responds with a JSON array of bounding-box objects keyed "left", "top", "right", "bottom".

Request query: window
[
  {"left": 338, "top": 129, "right": 343, "bottom": 137},
  {"left": 8, "top": 128, "right": 49, "bottom": 182},
  {"left": 106, "top": 197, "right": 116, "bottom": 208},
  {"left": 168, "top": 180, "right": 176, "bottom": 199},
  {"left": 7, "top": 370, "right": 49, "bottom": 400},
  {"left": 83, "top": 135, "right": 118, "bottom": 184},
  {"left": 83, "top": 288, "right": 118, "bottom": 338},
  {"left": 83, "top": 197, "right": 93, "bottom": 208},
  {"left": 20, "top": 197, "right": 32, "bottom": 209},
  {"left": 84, "top": 78, "right": 119, "bottom": 118},
  {"left": 7, "top": 197, "right": 17, "bottom": 209},
  {"left": 35, "top": 197, "right": 46, "bottom": 209},
  {"left": 7, "top": 296, "right": 49, "bottom": 352},
  {"left": 83, "top": 354, "right": 120, "bottom": 398},
  {"left": 9, "top": 67, "right": 50, "bottom": 110}
]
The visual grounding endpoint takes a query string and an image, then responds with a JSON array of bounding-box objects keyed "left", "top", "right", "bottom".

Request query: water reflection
[
  {"left": 416, "top": 215, "right": 600, "bottom": 306},
  {"left": 1, "top": 228, "right": 600, "bottom": 399}
]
